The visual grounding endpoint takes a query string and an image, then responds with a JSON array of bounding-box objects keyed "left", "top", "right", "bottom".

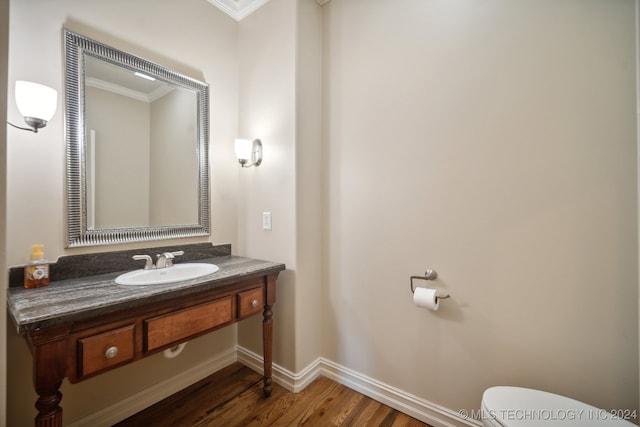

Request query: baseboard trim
[
  {"left": 320, "top": 358, "right": 480, "bottom": 427},
  {"left": 236, "top": 346, "right": 323, "bottom": 393},
  {"left": 237, "top": 346, "right": 480, "bottom": 427},
  {"left": 70, "top": 346, "right": 479, "bottom": 427},
  {"left": 67, "top": 346, "right": 238, "bottom": 427}
]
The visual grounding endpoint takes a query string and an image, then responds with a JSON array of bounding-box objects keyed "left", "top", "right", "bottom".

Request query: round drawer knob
[
  {"left": 105, "top": 346, "right": 119, "bottom": 359},
  {"left": 251, "top": 299, "right": 259, "bottom": 308}
]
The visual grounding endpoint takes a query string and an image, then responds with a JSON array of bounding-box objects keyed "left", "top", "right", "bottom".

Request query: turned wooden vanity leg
[
  {"left": 29, "top": 326, "right": 70, "bottom": 427},
  {"left": 35, "top": 387, "right": 63, "bottom": 427},
  {"left": 262, "top": 273, "right": 278, "bottom": 398},
  {"left": 262, "top": 303, "right": 273, "bottom": 397},
  {"left": 33, "top": 348, "right": 65, "bottom": 427}
]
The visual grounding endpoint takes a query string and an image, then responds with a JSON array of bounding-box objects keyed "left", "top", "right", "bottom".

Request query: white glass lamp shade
[
  {"left": 234, "top": 138, "right": 253, "bottom": 161},
  {"left": 15, "top": 81, "right": 58, "bottom": 122}
]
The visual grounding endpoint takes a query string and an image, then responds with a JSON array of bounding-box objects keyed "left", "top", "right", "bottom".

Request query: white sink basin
[{"left": 115, "top": 263, "right": 219, "bottom": 286}]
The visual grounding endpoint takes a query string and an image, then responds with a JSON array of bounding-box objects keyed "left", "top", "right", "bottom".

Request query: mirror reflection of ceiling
[
  {"left": 86, "top": 57, "right": 174, "bottom": 103},
  {"left": 208, "top": 0, "right": 330, "bottom": 21}
]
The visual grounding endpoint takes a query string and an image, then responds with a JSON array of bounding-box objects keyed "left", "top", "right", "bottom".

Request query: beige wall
[
  {"left": 235, "top": 0, "right": 323, "bottom": 375},
  {"left": 86, "top": 87, "right": 151, "bottom": 228},
  {"left": 236, "top": 0, "right": 299, "bottom": 370},
  {"left": 150, "top": 89, "right": 198, "bottom": 226},
  {"left": 1, "top": 0, "right": 8, "bottom": 425},
  {"left": 322, "top": 0, "right": 638, "bottom": 416},
  {"left": 294, "top": 0, "right": 323, "bottom": 372},
  {"left": 6, "top": 0, "right": 239, "bottom": 425}
]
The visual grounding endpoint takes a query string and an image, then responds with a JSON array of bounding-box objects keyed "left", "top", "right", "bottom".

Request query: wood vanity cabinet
[{"left": 23, "top": 273, "right": 279, "bottom": 427}]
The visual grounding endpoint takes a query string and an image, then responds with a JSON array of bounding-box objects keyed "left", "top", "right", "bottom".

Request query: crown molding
[
  {"left": 208, "top": 0, "right": 330, "bottom": 21},
  {"left": 207, "top": 0, "right": 270, "bottom": 21}
]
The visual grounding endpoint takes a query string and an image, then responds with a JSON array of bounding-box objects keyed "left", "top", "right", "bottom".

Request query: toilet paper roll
[
  {"left": 163, "top": 342, "right": 187, "bottom": 359},
  {"left": 413, "top": 287, "right": 440, "bottom": 311}
]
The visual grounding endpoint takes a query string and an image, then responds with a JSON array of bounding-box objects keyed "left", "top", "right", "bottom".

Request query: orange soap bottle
[{"left": 24, "top": 244, "right": 50, "bottom": 289}]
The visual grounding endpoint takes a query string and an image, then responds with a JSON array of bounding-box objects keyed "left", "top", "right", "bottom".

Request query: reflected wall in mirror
[{"left": 64, "top": 29, "right": 210, "bottom": 247}]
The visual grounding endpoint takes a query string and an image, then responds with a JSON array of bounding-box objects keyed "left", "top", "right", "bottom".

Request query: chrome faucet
[
  {"left": 132, "top": 250, "right": 184, "bottom": 270},
  {"left": 132, "top": 254, "right": 155, "bottom": 270},
  {"left": 155, "top": 251, "right": 184, "bottom": 269}
]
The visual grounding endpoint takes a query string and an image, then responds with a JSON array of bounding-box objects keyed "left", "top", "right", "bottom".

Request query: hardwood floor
[{"left": 113, "top": 362, "right": 431, "bottom": 426}]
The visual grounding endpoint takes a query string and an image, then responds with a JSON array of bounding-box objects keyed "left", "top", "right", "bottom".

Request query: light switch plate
[{"left": 262, "top": 212, "right": 272, "bottom": 231}]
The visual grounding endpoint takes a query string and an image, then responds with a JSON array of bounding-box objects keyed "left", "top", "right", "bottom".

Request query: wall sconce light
[
  {"left": 7, "top": 81, "right": 58, "bottom": 133},
  {"left": 234, "top": 138, "right": 263, "bottom": 168}
]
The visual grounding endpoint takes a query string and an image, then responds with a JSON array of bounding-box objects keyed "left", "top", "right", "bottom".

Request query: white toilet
[{"left": 481, "top": 386, "right": 635, "bottom": 426}]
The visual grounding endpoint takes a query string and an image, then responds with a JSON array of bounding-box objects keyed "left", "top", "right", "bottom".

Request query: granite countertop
[{"left": 7, "top": 255, "right": 285, "bottom": 334}]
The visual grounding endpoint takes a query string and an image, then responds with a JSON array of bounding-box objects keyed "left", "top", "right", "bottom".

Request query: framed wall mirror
[{"left": 64, "top": 29, "right": 210, "bottom": 247}]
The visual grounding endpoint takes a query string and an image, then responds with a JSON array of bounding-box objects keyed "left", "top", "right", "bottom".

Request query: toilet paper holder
[{"left": 410, "top": 269, "right": 450, "bottom": 299}]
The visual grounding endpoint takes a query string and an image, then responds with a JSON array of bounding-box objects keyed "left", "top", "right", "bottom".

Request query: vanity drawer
[
  {"left": 238, "top": 287, "right": 264, "bottom": 319},
  {"left": 145, "top": 297, "right": 233, "bottom": 351},
  {"left": 77, "top": 324, "right": 136, "bottom": 377}
]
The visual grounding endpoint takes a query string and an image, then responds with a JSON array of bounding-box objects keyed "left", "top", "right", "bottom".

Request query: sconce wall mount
[{"left": 235, "top": 138, "right": 263, "bottom": 168}]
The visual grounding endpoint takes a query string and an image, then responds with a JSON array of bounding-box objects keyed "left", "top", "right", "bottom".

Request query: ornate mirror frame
[{"left": 64, "top": 29, "right": 210, "bottom": 247}]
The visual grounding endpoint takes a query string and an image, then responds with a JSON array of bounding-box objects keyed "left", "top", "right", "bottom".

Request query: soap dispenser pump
[{"left": 24, "top": 244, "right": 50, "bottom": 288}]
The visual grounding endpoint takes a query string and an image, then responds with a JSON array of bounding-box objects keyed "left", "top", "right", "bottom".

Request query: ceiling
[{"left": 207, "top": 0, "right": 330, "bottom": 21}]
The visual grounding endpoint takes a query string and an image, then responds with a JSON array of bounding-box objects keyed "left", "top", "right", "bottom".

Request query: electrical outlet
[{"left": 262, "top": 212, "right": 272, "bottom": 231}]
